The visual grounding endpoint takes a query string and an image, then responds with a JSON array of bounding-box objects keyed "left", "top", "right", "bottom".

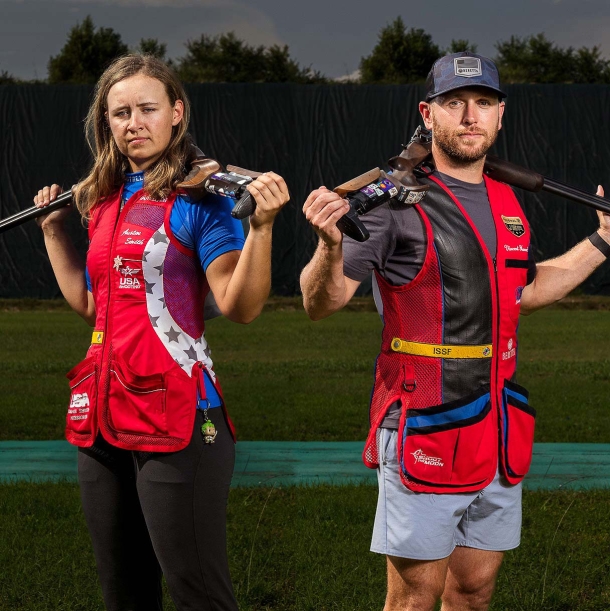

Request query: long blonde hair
[{"left": 74, "top": 54, "right": 192, "bottom": 219}]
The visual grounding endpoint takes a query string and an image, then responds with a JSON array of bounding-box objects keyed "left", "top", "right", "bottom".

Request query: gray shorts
[{"left": 371, "top": 428, "right": 522, "bottom": 561}]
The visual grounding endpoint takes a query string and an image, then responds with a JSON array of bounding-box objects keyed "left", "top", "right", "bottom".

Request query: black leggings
[{"left": 78, "top": 409, "right": 237, "bottom": 611}]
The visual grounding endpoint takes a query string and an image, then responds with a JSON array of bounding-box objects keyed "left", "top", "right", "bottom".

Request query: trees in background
[
  {"left": 136, "top": 38, "right": 168, "bottom": 61},
  {"left": 48, "top": 16, "right": 128, "bottom": 84},
  {"left": 26, "top": 16, "right": 610, "bottom": 85},
  {"left": 360, "top": 18, "right": 479, "bottom": 84},
  {"left": 175, "top": 32, "right": 325, "bottom": 83},
  {"left": 360, "top": 18, "right": 440, "bottom": 84},
  {"left": 495, "top": 33, "right": 610, "bottom": 84}
]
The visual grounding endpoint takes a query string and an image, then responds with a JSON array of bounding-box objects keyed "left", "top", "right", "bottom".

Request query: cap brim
[{"left": 426, "top": 84, "right": 507, "bottom": 101}]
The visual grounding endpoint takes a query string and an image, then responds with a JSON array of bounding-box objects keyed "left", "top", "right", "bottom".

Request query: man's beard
[{"left": 432, "top": 117, "right": 498, "bottom": 165}]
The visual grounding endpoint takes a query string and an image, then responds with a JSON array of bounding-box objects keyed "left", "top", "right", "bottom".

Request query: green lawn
[
  {"left": 1, "top": 482, "right": 609, "bottom": 611},
  {"left": 1, "top": 303, "right": 610, "bottom": 610},
  {"left": 1, "top": 305, "right": 610, "bottom": 443}
]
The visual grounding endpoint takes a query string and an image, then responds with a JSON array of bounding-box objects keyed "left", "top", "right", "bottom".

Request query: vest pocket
[
  {"left": 108, "top": 358, "right": 168, "bottom": 436},
  {"left": 400, "top": 386, "right": 494, "bottom": 488},
  {"left": 66, "top": 357, "right": 97, "bottom": 435},
  {"left": 501, "top": 380, "right": 535, "bottom": 478}
]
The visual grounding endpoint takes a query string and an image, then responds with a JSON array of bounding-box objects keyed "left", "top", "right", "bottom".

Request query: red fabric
[
  {"left": 66, "top": 189, "right": 233, "bottom": 452},
  {"left": 364, "top": 175, "right": 532, "bottom": 492}
]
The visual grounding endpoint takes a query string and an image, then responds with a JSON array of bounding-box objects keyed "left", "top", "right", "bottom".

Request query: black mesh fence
[{"left": 2, "top": 83, "right": 610, "bottom": 298}]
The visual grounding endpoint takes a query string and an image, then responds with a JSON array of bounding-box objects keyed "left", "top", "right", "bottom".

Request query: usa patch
[{"left": 501, "top": 215, "right": 525, "bottom": 238}]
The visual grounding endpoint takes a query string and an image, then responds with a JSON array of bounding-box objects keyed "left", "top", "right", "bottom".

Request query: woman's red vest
[
  {"left": 364, "top": 175, "right": 535, "bottom": 493},
  {"left": 65, "top": 188, "right": 234, "bottom": 452}
]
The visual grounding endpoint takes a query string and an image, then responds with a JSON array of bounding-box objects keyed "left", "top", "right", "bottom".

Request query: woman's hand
[
  {"left": 33, "top": 184, "right": 70, "bottom": 231},
  {"left": 246, "top": 172, "right": 290, "bottom": 230}
]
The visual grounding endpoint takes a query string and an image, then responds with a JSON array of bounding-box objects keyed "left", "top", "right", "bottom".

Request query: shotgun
[{"left": 0, "top": 147, "right": 261, "bottom": 234}]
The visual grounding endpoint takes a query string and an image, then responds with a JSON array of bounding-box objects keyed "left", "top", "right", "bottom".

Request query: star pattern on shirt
[
  {"left": 152, "top": 231, "right": 168, "bottom": 245},
  {"left": 141, "top": 225, "right": 215, "bottom": 376},
  {"left": 164, "top": 326, "right": 181, "bottom": 343},
  {"left": 184, "top": 345, "right": 198, "bottom": 360}
]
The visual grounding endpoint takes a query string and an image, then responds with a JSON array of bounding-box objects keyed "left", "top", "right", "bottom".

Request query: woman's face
[{"left": 106, "top": 74, "right": 184, "bottom": 173}]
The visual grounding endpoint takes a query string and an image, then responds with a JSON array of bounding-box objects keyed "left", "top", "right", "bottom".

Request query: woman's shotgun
[{"left": 0, "top": 147, "right": 260, "bottom": 235}]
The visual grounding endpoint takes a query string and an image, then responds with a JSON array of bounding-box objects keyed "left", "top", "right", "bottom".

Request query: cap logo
[{"left": 454, "top": 57, "right": 482, "bottom": 78}]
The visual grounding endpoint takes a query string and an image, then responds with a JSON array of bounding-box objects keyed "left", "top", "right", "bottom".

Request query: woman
[{"left": 34, "top": 54, "right": 289, "bottom": 611}]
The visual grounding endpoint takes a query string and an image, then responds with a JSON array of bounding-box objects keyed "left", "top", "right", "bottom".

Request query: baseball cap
[{"left": 425, "top": 52, "right": 506, "bottom": 101}]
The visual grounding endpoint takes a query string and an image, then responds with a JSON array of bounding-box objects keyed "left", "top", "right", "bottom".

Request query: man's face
[{"left": 420, "top": 87, "right": 505, "bottom": 165}]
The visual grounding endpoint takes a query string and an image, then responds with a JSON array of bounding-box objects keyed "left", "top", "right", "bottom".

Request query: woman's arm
[
  {"left": 205, "top": 172, "right": 289, "bottom": 324},
  {"left": 34, "top": 184, "right": 96, "bottom": 326}
]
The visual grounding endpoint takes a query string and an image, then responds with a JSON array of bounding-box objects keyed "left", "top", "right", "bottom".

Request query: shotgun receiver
[
  {"left": 333, "top": 126, "right": 433, "bottom": 242},
  {"left": 0, "top": 146, "right": 261, "bottom": 234}
]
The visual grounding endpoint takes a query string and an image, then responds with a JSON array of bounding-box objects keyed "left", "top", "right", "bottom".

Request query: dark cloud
[{"left": 1, "top": 0, "right": 609, "bottom": 80}]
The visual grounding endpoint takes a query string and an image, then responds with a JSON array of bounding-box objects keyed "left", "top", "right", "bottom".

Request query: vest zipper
[{"left": 98, "top": 188, "right": 136, "bottom": 432}]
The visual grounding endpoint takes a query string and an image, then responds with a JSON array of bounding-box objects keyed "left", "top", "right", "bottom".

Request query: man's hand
[
  {"left": 595, "top": 185, "right": 610, "bottom": 244},
  {"left": 303, "top": 187, "right": 350, "bottom": 247}
]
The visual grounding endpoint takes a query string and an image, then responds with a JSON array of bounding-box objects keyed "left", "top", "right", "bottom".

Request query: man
[{"left": 300, "top": 52, "right": 610, "bottom": 611}]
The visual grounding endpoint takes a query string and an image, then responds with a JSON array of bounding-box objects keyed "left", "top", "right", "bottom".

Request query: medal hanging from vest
[{"left": 201, "top": 407, "right": 217, "bottom": 444}]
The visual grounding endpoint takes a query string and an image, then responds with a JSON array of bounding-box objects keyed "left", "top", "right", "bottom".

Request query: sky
[{"left": 1, "top": 0, "right": 610, "bottom": 81}]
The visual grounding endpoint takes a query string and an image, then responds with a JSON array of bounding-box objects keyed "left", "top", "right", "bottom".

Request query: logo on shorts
[{"left": 411, "top": 449, "right": 444, "bottom": 467}]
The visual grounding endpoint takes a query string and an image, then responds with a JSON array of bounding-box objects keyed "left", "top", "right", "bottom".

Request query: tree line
[{"left": 2, "top": 15, "right": 610, "bottom": 85}]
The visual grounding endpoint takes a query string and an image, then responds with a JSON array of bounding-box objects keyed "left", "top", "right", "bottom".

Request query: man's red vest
[
  {"left": 65, "top": 188, "right": 234, "bottom": 452},
  {"left": 364, "top": 175, "right": 535, "bottom": 493}
]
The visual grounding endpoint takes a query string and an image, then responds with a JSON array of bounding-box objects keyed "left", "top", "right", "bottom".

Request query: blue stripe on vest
[{"left": 407, "top": 393, "right": 490, "bottom": 429}]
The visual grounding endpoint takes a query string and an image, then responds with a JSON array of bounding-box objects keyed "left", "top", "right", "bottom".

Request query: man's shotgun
[
  {"left": 0, "top": 147, "right": 260, "bottom": 235},
  {"left": 332, "top": 126, "right": 610, "bottom": 243},
  {"left": 483, "top": 155, "right": 610, "bottom": 215}
]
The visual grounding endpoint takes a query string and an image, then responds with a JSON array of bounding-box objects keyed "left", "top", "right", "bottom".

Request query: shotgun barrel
[{"left": 0, "top": 190, "right": 73, "bottom": 234}]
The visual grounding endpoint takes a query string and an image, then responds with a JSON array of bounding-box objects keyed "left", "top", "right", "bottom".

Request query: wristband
[{"left": 588, "top": 231, "right": 610, "bottom": 258}]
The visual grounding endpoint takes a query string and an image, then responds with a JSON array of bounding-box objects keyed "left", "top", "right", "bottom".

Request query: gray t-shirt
[{"left": 342, "top": 172, "right": 534, "bottom": 429}]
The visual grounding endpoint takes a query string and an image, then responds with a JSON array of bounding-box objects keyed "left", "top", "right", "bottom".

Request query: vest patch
[{"left": 501, "top": 215, "right": 525, "bottom": 238}]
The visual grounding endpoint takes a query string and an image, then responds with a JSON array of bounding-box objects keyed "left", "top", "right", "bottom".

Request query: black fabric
[
  {"left": 589, "top": 231, "right": 610, "bottom": 258},
  {"left": 418, "top": 179, "right": 493, "bottom": 403},
  {"left": 436, "top": 171, "right": 497, "bottom": 257},
  {"left": 78, "top": 410, "right": 237, "bottom": 611},
  {"left": 2, "top": 83, "right": 610, "bottom": 297}
]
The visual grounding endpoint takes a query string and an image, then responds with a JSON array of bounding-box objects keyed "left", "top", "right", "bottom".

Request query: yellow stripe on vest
[
  {"left": 91, "top": 331, "right": 104, "bottom": 345},
  {"left": 390, "top": 338, "right": 492, "bottom": 359}
]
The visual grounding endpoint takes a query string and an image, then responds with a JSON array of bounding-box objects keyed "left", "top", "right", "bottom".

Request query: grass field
[
  {"left": 2, "top": 304, "right": 610, "bottom": 443},
  {"left": 1, "top": 301, "right": 610, "bottom": 610}
]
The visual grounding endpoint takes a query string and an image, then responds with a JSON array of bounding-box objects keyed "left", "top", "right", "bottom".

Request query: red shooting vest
[
  {"left": 364, "top": 175, "right": 534, "bottom": 493},
  {"left": 65, "top": 188, "right": 234, "bottom": 452}
]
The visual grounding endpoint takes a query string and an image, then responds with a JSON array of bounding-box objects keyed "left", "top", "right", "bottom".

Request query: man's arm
[
  {"left": 520, "top": 186, "right": 610, "bottom": 315},
  {"left": 300, "top": 187, "right": 361, "bottom": 320}
]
